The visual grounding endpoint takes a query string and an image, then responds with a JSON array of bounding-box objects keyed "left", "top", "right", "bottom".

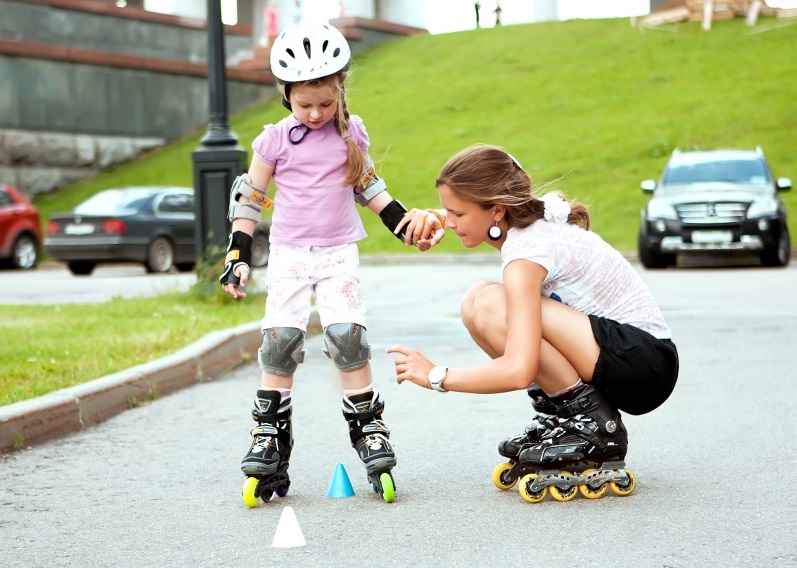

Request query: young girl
[
  {"left": 221, "top": 23, "right": 441, "bottom": 506},
  {"left": 387, "top": 144, "right": 679, "bottom": 501}
]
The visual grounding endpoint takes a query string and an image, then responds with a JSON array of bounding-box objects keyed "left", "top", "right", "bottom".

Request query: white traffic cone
[{"left": 271, "top": 506, "right": 306, "bottom": 548}]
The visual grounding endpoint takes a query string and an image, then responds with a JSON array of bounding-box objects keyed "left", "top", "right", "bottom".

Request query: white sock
[{"left": 343, "top": 383, "right": 373, "bottom": 398}]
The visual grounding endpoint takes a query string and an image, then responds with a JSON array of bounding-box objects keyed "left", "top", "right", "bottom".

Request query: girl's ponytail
[{"left": 334, "top": 73, "right": 366, "bottom": 187}]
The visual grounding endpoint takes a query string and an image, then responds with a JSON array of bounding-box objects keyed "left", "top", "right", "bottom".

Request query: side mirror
[
  {"left": 776, "top": 177, "right": 792, "bottom": 191},
  {"left": 641, "top": 180, "right": 657, "bottom": 194}
]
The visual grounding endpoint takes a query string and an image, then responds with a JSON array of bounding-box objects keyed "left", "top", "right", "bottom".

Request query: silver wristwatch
[{"left": 428, "top": 366, "right": 448, "bottom": 393}]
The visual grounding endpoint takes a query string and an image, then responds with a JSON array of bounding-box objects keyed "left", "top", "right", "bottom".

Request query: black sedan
[{"left": 45, "top": 186, "right": 270, "bottom": 276}]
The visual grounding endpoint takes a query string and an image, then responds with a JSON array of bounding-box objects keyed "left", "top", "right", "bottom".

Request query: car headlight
[
  {"left": 645, "top": 200, "right": 677, "bottom": 220},
  {"left": 747, "top": 199, "right": 778, "bottom": 218}
]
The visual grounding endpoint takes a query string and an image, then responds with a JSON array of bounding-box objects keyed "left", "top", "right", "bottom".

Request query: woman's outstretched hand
[{"left": 385, "top": 344, "right": 436, "bottom": 389}]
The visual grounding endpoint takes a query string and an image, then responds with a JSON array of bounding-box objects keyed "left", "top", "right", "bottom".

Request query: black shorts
[{"left": 588, "top": 315, "right": 679, "bottom": 416}]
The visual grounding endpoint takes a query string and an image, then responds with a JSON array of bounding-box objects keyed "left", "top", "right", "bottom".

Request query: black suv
[{"left": 638, "top": 148, "right": 791, "bottom": 268}]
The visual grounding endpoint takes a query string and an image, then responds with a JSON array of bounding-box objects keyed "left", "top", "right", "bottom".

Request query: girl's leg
[
  {"left": 314, "top": 245, "right": 397, "bottom": 483},
  {"left": 242, "top": 245, "right": 310, "bottom": 478},
  {"left": 339, "top": 365, "right": 372, "bottom": 392}
]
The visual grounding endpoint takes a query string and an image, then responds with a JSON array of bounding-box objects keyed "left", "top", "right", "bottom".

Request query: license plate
[
  {"left": 692, "top": 230, "right": 732, "bottom": 244},
  {"left": 65, "top": 223, "right": 95, "bottom": 235}
]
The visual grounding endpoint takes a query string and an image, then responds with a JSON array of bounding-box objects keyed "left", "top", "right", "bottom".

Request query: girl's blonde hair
[
  {"left": 435, "top": 144, "right": 590, "bottom": 230},
  {"left": 283, "top": 72, "right": 366, "bottom": 188}
]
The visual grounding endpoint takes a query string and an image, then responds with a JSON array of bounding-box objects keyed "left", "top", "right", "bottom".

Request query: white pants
[{"left": 261, "top": 243, "right": 366, "bottom": 332}]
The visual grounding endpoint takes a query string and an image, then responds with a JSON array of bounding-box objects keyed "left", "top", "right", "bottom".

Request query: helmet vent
[
  {"left": 333, "top": 47, "right": 340, "bottom": 57},
  {"left": 285, "top": 48, "right": 295, "bottom": 59},
  {"left": 303, "top": 37, "right": 311, "bottom": 57},
  {"left": 322, "top": 39, "right": 329, "bottom": 52}
]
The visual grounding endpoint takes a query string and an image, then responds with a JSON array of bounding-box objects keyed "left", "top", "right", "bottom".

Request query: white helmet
[{"left": 270, "top": 23, "right": 351, "bottom": 84}]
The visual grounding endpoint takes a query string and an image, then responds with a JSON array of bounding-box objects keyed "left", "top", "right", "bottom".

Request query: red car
[{"left": 0, "top": 184, "right": 42, "bottom": 270}]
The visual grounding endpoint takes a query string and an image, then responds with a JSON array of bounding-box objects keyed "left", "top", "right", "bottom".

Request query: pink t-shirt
[{"left": 252, "top": 114, "right": 369, "bottom": 246}]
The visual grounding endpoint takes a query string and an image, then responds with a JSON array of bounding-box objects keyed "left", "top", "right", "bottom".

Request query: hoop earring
[{"left": 488, "top": 222, "right": 503, "bottom": 241}]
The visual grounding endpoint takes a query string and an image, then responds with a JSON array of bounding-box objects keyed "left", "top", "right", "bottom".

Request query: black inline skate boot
[
  {"left": 240, "top": 389, "right": 293, "bottom": 507},
  {"left": 342, "top": 391, "right": 397, "bottom": 502},
  {"left": 515, "top": 384, "right": 636, "bottom": 503},
  {"left": 493, "top": 387, "right": 560, "bottom": 491}
]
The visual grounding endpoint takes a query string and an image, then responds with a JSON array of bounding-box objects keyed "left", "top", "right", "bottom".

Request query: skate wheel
[
  {"left": 379, "top": 472, "right": 395, "bottom": 503},
  {"left": 260, "top": 486, "right": 274, "bottom": 502},
  {"left": 275, "top": 483, "right": 290, "bottom": 498},
  {"left": 242, "top": 477, "right": 260, "bottom": 508},
  {"left": 610, "top": 468, "right": 636, "bottom": 497},
  {"left": 519, "top": 473, "right": 547, "bottom": 504},
  {"left": 578, "top": 468, "right": 608, "bottom": 499},
  {"left": 492, "top": 462, "right": 517, "bottom": 490},
  {"left": 549, "top": 471, "right": 578, "bottom": 502}
]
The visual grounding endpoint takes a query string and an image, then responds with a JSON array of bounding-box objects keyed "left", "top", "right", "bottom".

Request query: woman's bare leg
[{"left": 460, "top": 281, "right": 600, "bottom": 392}]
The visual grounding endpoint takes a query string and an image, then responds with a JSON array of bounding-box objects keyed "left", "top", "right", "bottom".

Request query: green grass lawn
[
  {"left": 0, "top": 290, "right": 267, "bottom": 406},
  {"left": 8, "top": 16, "right": 796, "bottom": 407}
]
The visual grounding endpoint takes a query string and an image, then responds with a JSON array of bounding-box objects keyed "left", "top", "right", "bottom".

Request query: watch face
[{"left": 430, "top": 366, "right": 446, "bottom": 384}]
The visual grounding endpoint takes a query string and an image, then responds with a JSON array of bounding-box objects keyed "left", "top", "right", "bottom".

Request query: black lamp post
[{"left": 192, "top": 0, "right": 248, "bottom": 263}]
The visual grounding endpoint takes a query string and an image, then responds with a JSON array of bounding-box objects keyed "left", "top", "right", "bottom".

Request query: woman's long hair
[{"left": 435, "top": 144, "right": 590, "bottom": 230}]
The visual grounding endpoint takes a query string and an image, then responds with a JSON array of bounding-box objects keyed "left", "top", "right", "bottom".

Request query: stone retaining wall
[{"left": 0, "top": 129, "right": 164, "bottom": 198}]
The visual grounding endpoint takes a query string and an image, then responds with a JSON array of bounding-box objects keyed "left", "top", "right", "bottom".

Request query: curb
[
  {"left": 0, "top": 321, "right": 260, "bottom": 453},
  {"left": 0, "top": 312, "right": 320, "bottom": 454}
]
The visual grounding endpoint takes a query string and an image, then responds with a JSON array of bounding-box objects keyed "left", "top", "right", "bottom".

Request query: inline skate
[
  {"left": 342, "top": 391, "right": 397, "bottom": 503},
  {"left": 241, "top": 389, "right": 293, "bottom": 508},
  {"left": 492, "top": 387, "right": 560, "bottom": 490},
  {"left": 515, "top": 384, "right": 636, "bottom": 503}
]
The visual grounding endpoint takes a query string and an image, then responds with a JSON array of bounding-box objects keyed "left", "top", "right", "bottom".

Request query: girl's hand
[
  {"left": 395, "top": 209, "right": 446, "bottom": 250},
  {"left": 222, "top": 265, "right": 250, "bottom": 299},
  {"left": 385, "top": 344, "right": 436, "bottom": 389}
]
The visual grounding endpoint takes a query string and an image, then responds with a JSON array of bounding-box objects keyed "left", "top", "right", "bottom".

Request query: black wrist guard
[
  {"left": 219, "top": 231, "right": 253, "bottom": 286},
  {"left": 379, "top": 199, "right": 408, "bottom": 241}
]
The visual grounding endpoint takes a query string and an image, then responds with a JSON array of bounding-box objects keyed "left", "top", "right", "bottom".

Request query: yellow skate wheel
[
  {"left": 492, "top": 462, "right": 517, "bottom": 490},
  {"left": 242, "top": 477, "right": 260, "bottom": 508},
  {"left": 610, "top": 468, "right": 637, "bottom": 497},
  {"left": 549, "top": 471, "right": 578, "bottom": 502},
  {"left": 519, "top": 473, "right": 547, "bottom": 503},
  {"left": 380, "top": 472, "right": 395, "bottom": 503},
  {"left": 578, "top": 468, "right": 608, "bottom": 499}
]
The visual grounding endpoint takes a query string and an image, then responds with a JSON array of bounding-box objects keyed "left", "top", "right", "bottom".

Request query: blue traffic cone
[{"left": 326, "top": 463, "right": 355, "bottom": 498}]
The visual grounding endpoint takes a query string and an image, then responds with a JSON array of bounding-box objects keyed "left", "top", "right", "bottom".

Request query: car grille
[{"left": 675, "top": 202, "right": 748, "bottom": 225}]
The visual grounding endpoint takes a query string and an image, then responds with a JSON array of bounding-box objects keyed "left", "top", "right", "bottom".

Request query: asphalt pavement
[{"left": 1, "top": 254, "right": 796, "bottom": 567}]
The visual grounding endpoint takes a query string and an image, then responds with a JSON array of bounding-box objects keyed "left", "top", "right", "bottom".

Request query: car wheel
[
  {"left": 145, "top": 237, "right": 175, "bottom": 273},
  {"left": 761, "top": 229, "right": 790, "bottom": 267},
  {"left": 68, "top": 261, "right": 96, "bottom": 276},
  {"left": 11, "top": 234, "right": 39, "bottom": 270},
  {"left": 637, "top": 230, "right": 675, "bottom": 269},
  {"left": 251, "top": 230, "right": 270, "bottom": 268}
]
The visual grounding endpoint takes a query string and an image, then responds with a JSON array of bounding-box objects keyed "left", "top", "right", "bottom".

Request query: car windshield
[
  {"left": 662, "top": 159, "right": 770, "bottom": 185},
  {"left": 74, "top": 189, "right": 155, "bottom": 215}
]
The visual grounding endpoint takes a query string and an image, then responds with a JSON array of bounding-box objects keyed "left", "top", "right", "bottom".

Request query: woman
[{"left": 388, "top": 144, "right": 678, "bottom": 498}]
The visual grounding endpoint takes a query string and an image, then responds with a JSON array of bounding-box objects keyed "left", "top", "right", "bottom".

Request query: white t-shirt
[{"left": 501, "top": 221, "right": 671, "bottom": 339}]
